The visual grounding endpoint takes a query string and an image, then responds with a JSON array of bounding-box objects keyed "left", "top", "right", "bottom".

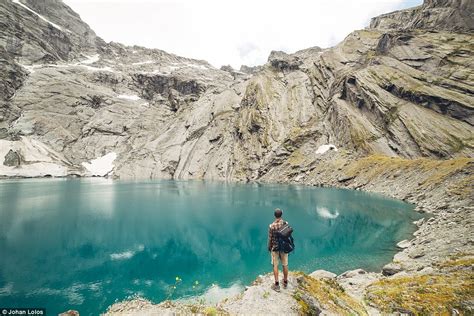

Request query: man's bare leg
[
  {"left": 273, "top": 263, "right": 279, "bottom": 283},
  {"left": 283, "top": 265, "right": 288, "bottom": 282}
]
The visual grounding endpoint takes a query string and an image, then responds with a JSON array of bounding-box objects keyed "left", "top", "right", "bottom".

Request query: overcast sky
[{"left": 63, "top": 0, "right": 423, "bottom": 69}]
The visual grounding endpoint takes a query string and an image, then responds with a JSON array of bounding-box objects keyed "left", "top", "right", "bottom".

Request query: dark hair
[{"left": 274, "top": 208, "right": 283, "bottom": 218}]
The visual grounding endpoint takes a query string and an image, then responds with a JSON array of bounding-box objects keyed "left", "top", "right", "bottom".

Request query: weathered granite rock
[
  {"left": 3, "top": 149, "right": 21, "bottom": 166},
  {"left": 396, "top": 239, "right": 412, "bottom": 249},
  {"left": 369, "top": 0, "right": 474, "bottom": 32},
  {"left": 309, "top": 270, "right": 337, "bottom": 279},
  {"left": 268, "top": 50, "right": 302, "bottom": 72},
  {"left": 382, "top": 263, "right": 403, "bottom": 276}
]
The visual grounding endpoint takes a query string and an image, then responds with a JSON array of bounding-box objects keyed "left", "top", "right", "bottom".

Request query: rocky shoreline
[{"left": 103, "top": 155, "right": 473, "bottom": 315}]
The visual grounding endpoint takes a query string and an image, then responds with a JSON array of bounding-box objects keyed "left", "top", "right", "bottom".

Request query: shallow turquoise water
[{"left": 0, "top": 179, "right": 421, "bottom": 315}]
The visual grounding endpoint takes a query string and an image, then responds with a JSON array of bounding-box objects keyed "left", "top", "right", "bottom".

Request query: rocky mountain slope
[
  {"left": 1, "top": 0, "right": 473, "bottom": 314},
  {"left": 1, "top": 0, "right": 472, "bottom": 180}
]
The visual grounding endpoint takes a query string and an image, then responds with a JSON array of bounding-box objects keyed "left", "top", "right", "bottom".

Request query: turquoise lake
[{"left": 0, "top": 179, "right": 422, "bottom": 315}]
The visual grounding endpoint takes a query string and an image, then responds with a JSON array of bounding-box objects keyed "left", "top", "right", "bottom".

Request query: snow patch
[
  {"left": 316, "top": 207, "right": 339, "bottom": 219},
  {"left": 20, "top": 61, "right": 116, "bottom": 74},
  {"left": 20, "top": 64, "right": 37, "bottom": 74},
  {"left": 110, "top": 245, "right": 145, "bottom": 261},
  {"left": 186, "top": 63, "right": 209, "bottom": 70},
  {"left": 167, "top": 66, "right": 180, "bottom": 72},
  {"left": 79, "top": 65, "right": 115, "bottom": 72},
  {"left": 117, "top": 94, "right": 141, "bottom": 101},
  {"left": 181, "top": 283, "right": 244, "bottom": 305},
  {"left": 110, "top": 251, "right": 134, "bottom": 261},
  {"left": 11, "top": 0, "right": 64, "bottom": 31},
  {"left": 316, "top": 144, "right": 338, "bottom": 154},
  {"left": 81, "top": 152, "right": 117, "bottom": 177},
  {"left": 79, "top": 54, "right": 100, "bottom": 65},
  {"left": 132, "top": 60, "right": 154, "bottom": 66}
]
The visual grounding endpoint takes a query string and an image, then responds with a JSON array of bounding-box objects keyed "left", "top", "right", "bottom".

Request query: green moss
[
  {"left": 294, "top": 292, "right": 311, "bottom": 315},
  {"left": 366, "top": 269, "right": 474, "bottom": 315},
  {"left": 350, "top": 127, "right": 377, "bottom": 153},
  {"left": 184, "top": 304, "right": 229, "bottom": 315},
  {"left": 294, "top": 274, "right": 367, "bottom": 315},
  {"left": 345, "top": 155, "right": 473, "bottom": 188},
  {"left": 446, "top": 134, "right": 466, "bottom": 153},
  {"left": 384, "top": 106, "right": 400, "bottom": 125},
  {"left": 436, "top": 254, "right": 474, "bottom": 269},
  {"left": 287, "top": 150, "right": 306, "bottom": 166},
  {"left": 366, "top": 50, "right": 377, "bottom": 61},
  {"left": 204, "top": 306, "right": 218, "bottom": 316},
  {"left": 242, "top": 81, "right": 266, "bottom": 108}
]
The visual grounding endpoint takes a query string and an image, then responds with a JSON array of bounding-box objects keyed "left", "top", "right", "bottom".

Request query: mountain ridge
[{"left": 0, "top": 0, "right": 473, "bottom": 181}]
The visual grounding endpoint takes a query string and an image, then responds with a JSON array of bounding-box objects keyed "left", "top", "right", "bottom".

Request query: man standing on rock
[{"left": 268, "top": 208, "right": 292, "bottom": 292}]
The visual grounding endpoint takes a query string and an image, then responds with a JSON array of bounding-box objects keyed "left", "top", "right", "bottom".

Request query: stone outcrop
[
  {"left": 3, "top": 149, "right": 21, "bottom": 166},
  {"left": 369, "top": 0, "right": 474, "bottom": 32}
]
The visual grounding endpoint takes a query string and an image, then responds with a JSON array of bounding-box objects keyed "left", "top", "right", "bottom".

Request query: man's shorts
[{"left": 271, "top": 251, "right": 288, "bottom": 267}]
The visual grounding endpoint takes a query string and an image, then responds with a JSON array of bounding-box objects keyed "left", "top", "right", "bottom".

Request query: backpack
[{"left": 276, "top": 222, "right": 295, "bottom": 254}]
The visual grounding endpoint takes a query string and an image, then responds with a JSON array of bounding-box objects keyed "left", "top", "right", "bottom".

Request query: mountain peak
[{"left": 369, "top": 0, "right": 474, "bottom": 32}]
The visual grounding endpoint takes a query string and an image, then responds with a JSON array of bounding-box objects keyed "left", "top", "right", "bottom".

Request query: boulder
[
  {"left": 3, "top": 149, "right": 21, "bottom": 167},
  {"left": 382, "top": 263, "right": 403, "bottom": 276},
  {"left": 309, "top": 270, "right": 337, "bottom": 279},
  {"left": 396, "top": 239, "right": 412, "bottom": 249},
  {"left": 267, "top": 51, "right": 302, "bottom": 72},
  {"left": 338, "top": 269, "right": 367, "bottom": 279}
]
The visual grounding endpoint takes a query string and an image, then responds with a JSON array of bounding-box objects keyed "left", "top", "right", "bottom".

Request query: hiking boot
[
  {"left": 283, "top": 280, "right": 288, "bottom": 289},
  {"left": 271, "top": 283, "right": 280, "bottom": 292}
]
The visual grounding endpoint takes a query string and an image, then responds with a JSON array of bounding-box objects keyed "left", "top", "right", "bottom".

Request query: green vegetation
[
  {"left": 242, "top": 81, "right": 266, "bottom": 108},
  {"left": 166, "top": 276, "right": 183, "bottom": 300},
  {"left": 186, "top": 305, "right": 228, "bottom": 316},
  {"left": 366, "top": 256, "right": 474, "bottom": 315},
  {"left": 345, "top": 155, "right": 473, "bottom": 188},
  {"left": 435, "top": 253, "right": 474, "bottom": 269},
  {"left": 293, "top": 273, "right": 367, "bottom": 315},
  {"left": 287, "top": 150, "right": 306, "bottom": 166},
  {"left": 349, "top": 126, "right": 378, "bottom": 153},
  {"left": 384, "top": 106, "right": 400, "bottom": 125}
]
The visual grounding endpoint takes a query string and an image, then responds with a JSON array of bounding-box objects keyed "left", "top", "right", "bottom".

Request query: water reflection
[{"left": 0, "top": 179, "right": 421, "bottom": 315}]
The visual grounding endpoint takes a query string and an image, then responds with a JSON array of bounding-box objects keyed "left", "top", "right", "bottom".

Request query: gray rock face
[
  {"left": 0, "top": 0, "right": 103, "bottom": 64},
  {"left": 268, "top": 50, "right": 302, "bottom": 72},
  {"left": 369, "top": 0, "right": 474, "bottom": 32},
  {"left": 3, "top": 149, "right": 21, "bottom": 166},
  {"left": 0, "top": 0, "right": 472, "bottom": 182}
]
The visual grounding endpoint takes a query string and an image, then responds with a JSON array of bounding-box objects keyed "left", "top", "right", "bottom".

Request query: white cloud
[
  {"left": 316, "top": 207, "right": 340, "bottom": 219},
  {"left": 63, "top": 0, "right": 422, "bottom": 68}
]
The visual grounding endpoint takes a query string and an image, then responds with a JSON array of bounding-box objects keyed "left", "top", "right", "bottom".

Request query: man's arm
[{"left": 267, "top": 225, "right": 272, "bottom": 251}]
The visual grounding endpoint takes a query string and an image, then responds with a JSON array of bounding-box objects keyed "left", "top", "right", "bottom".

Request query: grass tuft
[
  {"left": 294, "top": 273, "right": 367, "bottom": 315},
  {"left": 366, "top": 256, "right": 474, "bottom": 315}
]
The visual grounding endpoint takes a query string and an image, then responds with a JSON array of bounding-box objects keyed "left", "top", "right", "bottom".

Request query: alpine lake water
[{"left": 0, "top": 178, "right": 423, "bottom": 315}]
